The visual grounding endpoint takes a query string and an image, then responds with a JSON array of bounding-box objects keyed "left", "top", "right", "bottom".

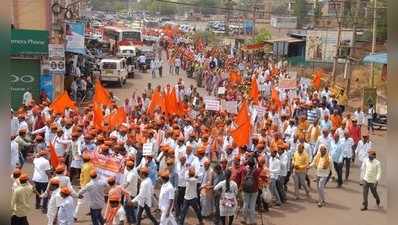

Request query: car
[{"left": 99, "top": 58, "right": 128, "bottom": 87}]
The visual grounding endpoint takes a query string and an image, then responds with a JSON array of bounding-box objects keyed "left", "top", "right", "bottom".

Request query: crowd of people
[{"left": 10, "top": 33, "right": 383, "bottom": 225}]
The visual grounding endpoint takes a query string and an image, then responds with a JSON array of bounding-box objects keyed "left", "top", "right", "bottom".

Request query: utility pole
[
  {"left": 331, "top": 0, "right": 344, "bottom": 86},
  {"left": 345, "top": 0, "right": 360, "bottom": 98},
  {"left": 370, "top": 0, "right": 377, "bottom": 87}
]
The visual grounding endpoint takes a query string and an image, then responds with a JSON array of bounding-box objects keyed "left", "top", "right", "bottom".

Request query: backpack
[{"left": 242, "top": 168, "right": 257, "bottom": 193}]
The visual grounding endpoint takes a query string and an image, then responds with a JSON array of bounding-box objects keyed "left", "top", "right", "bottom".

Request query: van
[
  {"left": 99, "top": 58, "right": 128, "bottom": 87},
  {"left": 117, "top": 45, "right": 137, "bottom": 58}
]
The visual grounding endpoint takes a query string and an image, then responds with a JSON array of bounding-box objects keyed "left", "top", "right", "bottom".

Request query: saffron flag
[
  {"left": 250, "top": 77, "right": 260, "bottom": 104},
  {"left": 231, "top": 101, "right": 251, "bottom": 147},
  {"left": 50, "top": 91, "right": 76, "bottom": 114},
  {"left": 105, "top": 107, "right": 127, "bottom": 129},
  {"left": 147, "top": 90, "right": 164, "bottom": 114},
  {"left": 271, "top": 88, "right": 282, "bottom": 111},
  {"left": 312, "top": 70, "right": 323, "bottom": 90},
  {"left": 93, "top": 103, "right": 104, "bottom": 130},
  {"left": 229, "top": 70, "right": 242, "bottom": 85},
  {"left": 48, "top": 143, "right": 59, "bottom": 168},
  {"left": 165, "top": 88, "right": 179, "bottom": 115},
  {"left": 94, "top": 80, "right": 112, "bottom": 106}
]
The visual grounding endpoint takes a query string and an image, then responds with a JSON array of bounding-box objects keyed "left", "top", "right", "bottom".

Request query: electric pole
[
  {"left": 331, "top": 0, "right": 344, "bottom": 86},
  {"left": 370, "top": 0, "right": 377, "bottom": 87},
  {"left": 345, "top": 0, "right": 360, "bottom": 98}
]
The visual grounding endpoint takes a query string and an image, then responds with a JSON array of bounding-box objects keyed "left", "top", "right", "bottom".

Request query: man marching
[{"left": 158, "top": 169, "right": 178, "bottom": 225}]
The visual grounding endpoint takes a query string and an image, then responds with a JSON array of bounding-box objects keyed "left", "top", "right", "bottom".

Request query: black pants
[
  {"left": 343, "top": 157, "right": 351, "bottom": 180},
  {"left": 11, "top": 215, "right": 29, "bottom": 225},
  {"left": 69, "top": 167, "right": 81, "bottom": 186},
  {"left": 368, "top": 118, "right": 374, "bottom": 132},
  {"left": 221, "top": 216, "right": 234, "bottom": 225},
  {"left": 159, "top": 67, "right": 162, "bottom": 77},
  {"left": 214, "top": 194, "right": 221, "bottom": 225},
  {"left": 175, "top": 186, "right": 186, "bottom": 216},
  {"left": 179, "top": 198, "right": 203, "bottom": 225},
  {"left": 278, "top": 176, "right": 287, "bottom": 202},
  {"left": 34, "top": 181, "right": 48, "bottom": 211},
  {"left": 333, "top": 162, "right": 343, "bottom": 186},
  {"left": 362, "top": 181, "right": 380, "bottom": 208},
  {"left": 137, "top": 204, "right": 159, "bottom": 225},
  {"left": 256, "top": 189, "right": 269, "bottom": 212}
]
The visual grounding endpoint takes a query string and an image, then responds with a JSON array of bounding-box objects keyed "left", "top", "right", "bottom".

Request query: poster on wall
[
  {"left": 49, "top": 44, "right": 65, "bottom": 74},
  {"left": 40, "top": 74, "right": 53, "bottom": 100},
  {"left": 65, "top": 22, "right": 85, "bottom": 54},
  {"left": 305, "top": 30, "right": 353, "bottom": 63}
]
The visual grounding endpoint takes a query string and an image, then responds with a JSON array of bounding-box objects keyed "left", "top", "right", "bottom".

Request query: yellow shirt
[
  {"left": 80, "top": 162, "right": 94, "bottom": 187},
  {"left": 11, "top": 183, "right": 34, "bottom": 217},
  {"left": 292, "top": 151, "right": 309, "bottom": 172},
  {"left": 310, "top": 153, "right": 332, "bottom": 177},
  {"left": 307, "top": 125, "right": 321, "bottom": 144}
]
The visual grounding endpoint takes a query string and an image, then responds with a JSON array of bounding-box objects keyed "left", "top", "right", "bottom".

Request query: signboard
[
  {"left": 253, "top": 105, "right": 266, "bottom": 118},
  {"left": 66, "top": 22, "right": 85, "bottom": 54},
  {"left": 90, "top": 152, "right": 123, "bottom": 183},
  {"left": 49, "top": 44, "right": 65, "bottom": 74},
  {"left": 11, "top": 29, "right": 48, "bottom": 55},
  {"left": 10, "top": 59, "right": 41, "bottom": 110},
  {"left": 223, "top": 100, "right": 238, "bottom": 114},
  {"left": 217, "top": 87, "right": 226, "bottom": 95},
  {"left": 363, "top": 87, "right": 377, "bottom": 111},
  {"left": 306, "top": 30, "right": 354, "bottom": 62},
  {"left": 143, "top": 143, "right": 153, "bottom": 156},
  {"left": 205, "top": 99, "right": 220, "bottom": 111},
  {"left": 279, "top": 79, "right": 297, "bottom": 90}
]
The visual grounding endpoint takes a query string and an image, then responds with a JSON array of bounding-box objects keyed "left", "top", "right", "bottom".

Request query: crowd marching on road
[{"left": 10, "top": 29, "right": 384, "bottom": 225}]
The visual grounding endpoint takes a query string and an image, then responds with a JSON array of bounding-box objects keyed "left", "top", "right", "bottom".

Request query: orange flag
[
  {"left": 50, "top": 91, "right": 76, "bottom": 114},
  {"left": 229, "top": 70, "right": 242, "bottom": 85},
  {"left": 165, "top": 88, "right": 178, "bottom": 115},
  {"left": 176, "top": 101, "right": 188, "bottom": 117},
  {"left": 231, "top": 101, "right": 251, "bottom": 147},
  {"left": 93, "top": 103, "right": 104, "bottom": 130},
  {"left": 105, "top": 107, "right": 127, "bottom": 129},
  {"left": 250, "top": 77, "right": 260, "bottom": 104},
  {"left": 271, "top": 88, "right": 282, "bottom": 111},
  {"left": 147, "top": 90, "right": 164, "bottom": 114},
  {"left": 94, "top": 80, "right": 112, "bottom": 106},
  {"left": 312, "top": 70, "right": 324, "bottom": 90},
  {"left": 48, "top": 143, "right": 59, "bottom": 168}
]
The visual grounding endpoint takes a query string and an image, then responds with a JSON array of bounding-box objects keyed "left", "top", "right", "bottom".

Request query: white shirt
[
  {"left": 112, "top": 207, "right": 126, "bottom": 225},
  {"left": 279, "top": 152, "right": 289, "bottom": 176},
  {"left": 57, "top": 196, "right": 74, "bottom": 225},
  {"left": 133, "top": 177, "right": 153, "bottom": 207},
  {"left": 11, "top": 140, "right": 19, "bottom": 168},
  {"left": 184, "top": 174, "right": 198, "bottom": 200},
  {"left": 11, "top": 116, "right": 19, "bottom": 137},
  {"left": 269, "top": 156, "right": 281, "bottom": 179},
  {"left": 341, "top": 137, "right": 354, "bottom": 158},
  {"left": 159, "top": 181, "right": 175, "bottom": 211},
  {"left": 175, "top": 144, "right": 186, "bottom": 160},
  {"left": 361, "top": 158, "right": 381, "bottom": 183},
  {"left": 176, "top": 162, "right": 187, "bottom": 187},
  {"left": 122, "top": 168, "right": 139, "bottom": 197},
  {"left": 47, "top": 189, "right": 62, "bottom": 217},
  {"left": 354, "top": 111, "right": 365, "bottom": 125},
  {"left": 356, "top": 140, "right": 373, "bottom": 162},
  {"left": 32, "top": 157, "right": 51, "bottom": 183}
]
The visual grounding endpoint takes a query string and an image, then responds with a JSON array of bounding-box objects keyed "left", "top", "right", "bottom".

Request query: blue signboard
[{"left": 40, "top": 74, "right": 53, "bottom": 100}]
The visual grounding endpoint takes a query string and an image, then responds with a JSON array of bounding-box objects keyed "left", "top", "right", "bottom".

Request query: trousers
[
  {"left": 317, "top": 177, "right": 327, "bottom": 202},
  {"left": 242, "top": 192, "right": 258, "bottom": 224},
  {"left": 293, "top": 171, "right": 309, "bottom": 197},
  {"left": 160, "top": 209, "right": 177, "bottom": 225},
  {"left": 362, "top": 181, "right": 380, "bottom": 207}
]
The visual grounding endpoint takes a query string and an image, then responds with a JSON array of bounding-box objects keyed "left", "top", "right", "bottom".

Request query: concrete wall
[{"left": 12, "top": 0, "right": 50, "bottom": 30}]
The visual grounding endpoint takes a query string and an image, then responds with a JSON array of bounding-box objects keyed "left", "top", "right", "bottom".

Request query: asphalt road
[{"left": 24, "top": 54, "right": 387, "bottom": 225}]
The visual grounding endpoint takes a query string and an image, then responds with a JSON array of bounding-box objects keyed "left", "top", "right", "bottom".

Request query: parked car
[{"left": 99, "top": 58, "right": 128, "bottom": 87}]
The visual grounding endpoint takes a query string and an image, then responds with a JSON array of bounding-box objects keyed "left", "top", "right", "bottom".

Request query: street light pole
[
  {"left": 370, "top": 0, "right": 377, "bottom": 87},
  {"left": 331, "top": 0, "right": 344, "bottom": 85}
]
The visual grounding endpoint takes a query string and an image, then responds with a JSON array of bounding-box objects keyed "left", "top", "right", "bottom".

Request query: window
[
  {"left": 122, "top": 31, "right": 141, "bottom": 41},
  {"left": 102, "top": 62, "right": 117, "bottom": 69}
]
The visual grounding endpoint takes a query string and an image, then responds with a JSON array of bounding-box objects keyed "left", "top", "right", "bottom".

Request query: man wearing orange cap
[
  {"left": 57, "top": 187, "right": 75, "bottom": 225},
  {"left": 179, "top": 167, "right": 204, "bottom": 225},
  {"left": 74, "top": 152, "right": 94, "bottom": 221},
  {"left": 78, "top": 170, "right": 107, "bottom": 225},
  {"left": 105, "top": 193, "right": 126, "bottom": 225},
  {"left": 70, "top": 132, "right": 83, "bottom": 185},
  {"left": 11, "top": 174, "right": 34, "bottom": 225},
  {"left": 132, "top": 166, "right": 159, "bottom": 225},
  {"left": 46, "top": 178, "right": 61, "bottom": 225},
  {"left": 32, "top": 150, "right": 51, "bottom": 213},
  {"left": 159, "top": 169, "right": 178, "bottom": 225},
  {"left": 122, "top": 160, "right": 139, "bottom": 224}
]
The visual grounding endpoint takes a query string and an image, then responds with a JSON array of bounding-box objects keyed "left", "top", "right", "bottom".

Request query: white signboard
[
  {"left": 205, "top": 99, "right": 220, "bottom": 111},
  {"left": 217, "top": 87, "right": 226, "bottom": 95},
  {"left": 253, "top": 105, "right": 266, "bottom": 118},
  {"left": 143, "top": 143, "right": 153, "bottom": 156},
  {"left": 223, "top": 100, "right": 238, "bottom": 114},
  {"left": 48, "top": 44, "right": 65, "bottom": 74}
]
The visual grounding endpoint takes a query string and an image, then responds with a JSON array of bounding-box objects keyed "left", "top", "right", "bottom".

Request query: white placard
[
  {"left": 205, "top": 99, "right": 220, "bottom": 111},
  {"left": 224, "top": 100, "right": 238, "bottom": 114},
  {"left": 48, "top": 44, "right": 65, "bottom": 74},
  {"left": 143, "top": 143, "right": 153, "bottom": 156},
  {"left": 217, "top": 87, "right": 226, "bottom": 95},
  {"left": 253, "top": 105, "right": 266, "bottom": 118}
]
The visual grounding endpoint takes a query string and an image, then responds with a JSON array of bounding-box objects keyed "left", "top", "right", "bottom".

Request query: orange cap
[
  {"left": 89, "top": 170, "right": 97, "bottom": 178},
  {"left": 60, "top": 187, "right": 71, "bottom": 195},
  {"left": 19, "top": 173, "right": 29, "bottom": 182},
  {"left": 50, "top": 177, "right": 60, "bottom": 185},
  {"left": 159, "top": 169, "right": 170, "bottom": 178},
  {"left": 55, "top": 165, "right": 65, "bottom": 173},
  {"left": 140, "top": 166, "right": 149, "bottom": 174},
  {"left": 126, "top": 160, "right": 134, "bottom": 167}
]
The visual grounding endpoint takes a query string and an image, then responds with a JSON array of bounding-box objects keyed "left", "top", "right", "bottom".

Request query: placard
[
  {"left": 224, "top": 100, "right": 238, "bottom": 114},
  {"left": 279, "top": 79, "right": 297, "bottom": 89},
  {"left": 143, "top": 143, "right": 153, "bottom": 156},
  {"left": 217, "top": 87, "right": 226, "bottom": 95},
  {"left": 253, "top": 105, "right": 266, "bottom": 118},
  {"left": 205, "top": 99, "right": 220, "bottom": 111}
]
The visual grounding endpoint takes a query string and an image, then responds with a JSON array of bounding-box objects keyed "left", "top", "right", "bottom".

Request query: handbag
[
  {"left": 261, "top": 187, "right": 272, "bottom": 203},
  {"left": 221, "top": 192, "right": 236, "bottom": 208}
]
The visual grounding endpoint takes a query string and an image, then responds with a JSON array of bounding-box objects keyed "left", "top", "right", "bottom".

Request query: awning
[{"left": 363, "top": 53, "right": 387, "bottom": 64}]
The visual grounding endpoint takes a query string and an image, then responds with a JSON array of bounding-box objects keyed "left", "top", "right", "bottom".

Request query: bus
[{"left": 103, "top": 26, "right": 143, "bottom": 53}]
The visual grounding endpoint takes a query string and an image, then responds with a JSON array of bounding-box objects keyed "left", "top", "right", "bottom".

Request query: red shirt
[
  {"left": 235, "top": 166, "right": 261, "bottom": 190},
  {"left": 349, "top": 125, "right": 361, "bottom": 144}
]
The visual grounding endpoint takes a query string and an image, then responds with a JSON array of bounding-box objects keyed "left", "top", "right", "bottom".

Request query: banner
[
  {"left": 222, "top": 100, "right": 238, "bottom": 114},
  {"left": 253, "top": 105, "right": 266, "bottom": 118},
  {"left": 90, "top": 152, "right": 123, "bottom": 183},
  {"left": 66, "top": 22, "right": 85, "bottom": 54},
  {"left": 11, "top": 29, "right": 48, "bottom": 55},
  {"left": 279, "top": 79, "right": 297, "bottom": 90},
  {"left": 40, "top": 74, "right": 53, "bottom": 100}
]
